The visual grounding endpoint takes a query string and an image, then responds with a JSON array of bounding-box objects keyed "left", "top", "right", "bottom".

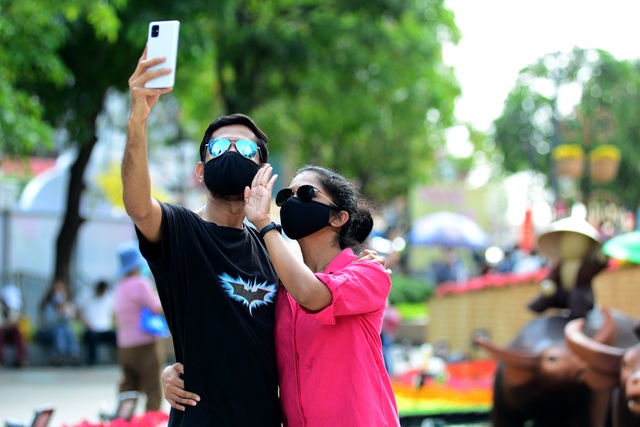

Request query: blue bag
[{"left": 139, "top": 307, "right": 169, "bottom": 338}]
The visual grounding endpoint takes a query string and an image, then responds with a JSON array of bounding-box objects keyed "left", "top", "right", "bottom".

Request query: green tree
[
  {"left": 493, "top": 48, "right": 640, "bottom": 211},
  {"left": 1, "top": 1, "right": 131, "bottom": 285},
  {"left": 246, "top": 0, "right": 461, "bottom": 202},
  {"left": 3, "top": 0, "right": 460, "bottom": 286},
  {"left": 0, "top": 1, "right": 121, "bottom": 156},
  {"left": 3, "top": 0, "right": 219, "bottom": 285}
]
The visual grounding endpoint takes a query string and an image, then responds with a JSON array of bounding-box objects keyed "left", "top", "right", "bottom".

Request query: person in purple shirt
[{"left": 113, "top": 241, "right": 165, "bottom": 412}]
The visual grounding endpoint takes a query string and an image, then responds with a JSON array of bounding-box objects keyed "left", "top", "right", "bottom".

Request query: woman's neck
[{"left": 299, "top": 237, "right": 342, "bottom": 272}]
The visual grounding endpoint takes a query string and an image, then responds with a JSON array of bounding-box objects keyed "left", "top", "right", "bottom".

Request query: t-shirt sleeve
[
  {"left": 135, "top": 202, "right": 189, "bottom": 278},
  {"left": 135, "top": 200, "right": 172, "bottom": 264},
  {"left": 310, "top": 260, "right": 391, "bottom": 325}
]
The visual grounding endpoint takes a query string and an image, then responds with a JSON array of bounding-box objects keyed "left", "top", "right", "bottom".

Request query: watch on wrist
[{"left": 259, "top": 222, "right": 281, "bottom": 239}]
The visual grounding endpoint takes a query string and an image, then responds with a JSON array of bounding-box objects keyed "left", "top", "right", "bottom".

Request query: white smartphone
[{"left": 144, "top": 20, "right": 180, "bottom": 88}]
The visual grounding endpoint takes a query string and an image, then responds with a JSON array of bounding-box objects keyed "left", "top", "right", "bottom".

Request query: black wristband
[{"left": 258, "top": 222, "right": 281, "bottom": 239}]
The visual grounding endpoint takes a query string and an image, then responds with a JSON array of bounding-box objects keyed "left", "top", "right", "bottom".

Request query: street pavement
[{"left": 0, "top": 364, "right": 171, "bottom": 427}]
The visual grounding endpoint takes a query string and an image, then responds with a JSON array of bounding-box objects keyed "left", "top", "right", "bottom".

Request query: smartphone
[{"left": 144, "top": 20, "right": 180, "bottom": 89}]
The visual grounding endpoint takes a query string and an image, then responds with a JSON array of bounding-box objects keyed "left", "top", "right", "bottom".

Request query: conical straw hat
[{"left": 536, "top": 216, "right": 603, "bottom": 263}]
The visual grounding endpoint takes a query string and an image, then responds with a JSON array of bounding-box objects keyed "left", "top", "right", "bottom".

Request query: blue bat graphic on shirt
[{"left": 219, "top": 273, "right": 277, "bottom": 315}]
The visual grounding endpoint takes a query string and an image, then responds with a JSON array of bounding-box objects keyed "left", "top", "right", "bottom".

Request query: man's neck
[{"left": 197, "top": 196, "right": 246, "bottom": 228}]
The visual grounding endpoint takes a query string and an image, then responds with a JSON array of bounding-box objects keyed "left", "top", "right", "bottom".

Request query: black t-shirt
[{"left": 136, "top": 203, "right": 281, "bottom": 426}]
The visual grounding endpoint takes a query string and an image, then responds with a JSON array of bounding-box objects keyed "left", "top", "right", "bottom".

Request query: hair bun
[{"left": 352, "top": 210, "right": 374, "bottom": 244}]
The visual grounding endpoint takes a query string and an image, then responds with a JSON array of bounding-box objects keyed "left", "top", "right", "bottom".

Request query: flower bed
[
  {"left": 435, "top": 269, "right": 548, "bottom": 297},
  {"left": 63, "top": 411, "right": 169, "bottom": 427},
  {"left": 61, "top": 361, "right": 495, "bottom": 426},
  {"left": 393, "top": 359, "right": 495, "bottom": 416}
]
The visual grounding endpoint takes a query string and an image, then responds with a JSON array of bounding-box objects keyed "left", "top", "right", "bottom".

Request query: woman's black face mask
[{"left": 279, "top": 197, "right": 334, "bottom": 240}]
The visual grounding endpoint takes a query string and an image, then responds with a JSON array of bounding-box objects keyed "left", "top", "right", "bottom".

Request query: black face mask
[
  {"left": 279, "top": 197, "right": 333, "bottom": 240},
  {"left": 203, "top": 151, "right": 260, "bottom": 197}
]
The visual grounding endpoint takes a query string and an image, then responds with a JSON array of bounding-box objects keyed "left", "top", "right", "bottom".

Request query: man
[{"left": 123, "top": 48, "right": 281, "bottom": 426}]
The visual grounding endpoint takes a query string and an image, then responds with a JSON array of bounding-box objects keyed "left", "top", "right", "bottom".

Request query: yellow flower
[
  {"left": 589, "top": 144, "right": 621, "bottom": 162},
  {"left": 552, "top": 144, "right": 584, "bottom": 160}
]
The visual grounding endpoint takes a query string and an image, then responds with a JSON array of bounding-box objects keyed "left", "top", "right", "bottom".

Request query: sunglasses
[
  {"left": 275, "top": 185, "right": 341, "bottom": 210},
  {"left": 207, "top": 138, "right": 260, "bottom": 160}
]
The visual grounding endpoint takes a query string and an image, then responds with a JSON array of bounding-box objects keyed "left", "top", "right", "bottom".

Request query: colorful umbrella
[
  {"left": 409, "top": 211, "right": 490, "bottom": 250},
  {"left": 601, "top": 231, "right": 640, "bottom": 264}
]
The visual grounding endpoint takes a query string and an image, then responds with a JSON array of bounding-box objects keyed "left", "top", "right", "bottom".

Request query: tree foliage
[
  {"left": 246, "top": 0, "right": 461, "bottom": 201},
  {"left": 493, "top": 48, "right": 640, "bottom": 210},
  {"left": 163, "top": 0, "right": 461, "bottom": 202},
  {"left": 2, "top": 0, "right": 460, "bottom": 284},
  {"left": 0, "top": 1, "right": 122, "bottom": 156}
]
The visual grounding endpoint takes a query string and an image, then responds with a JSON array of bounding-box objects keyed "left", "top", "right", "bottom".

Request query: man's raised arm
[{"left": 122, "top": 48, "right": 173, "bottom": 243}]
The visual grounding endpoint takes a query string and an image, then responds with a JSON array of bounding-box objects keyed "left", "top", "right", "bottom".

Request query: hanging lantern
[
  {"left": 552, "top": 144, "right": 584, "bottom": 179},
  {"left": 589, "top": 144, "right": 621, "bottom": 184}
]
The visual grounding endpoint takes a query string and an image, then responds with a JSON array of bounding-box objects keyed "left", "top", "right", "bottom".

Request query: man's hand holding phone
[
  {"left": 127, "top": 48, "right": 174, "bottom": 123},
  {"left": 128, "top": 20, "right": 180, "bottom": 122},
  {"left": 145, "top": 20, "right": 180, "bottom": 89}
]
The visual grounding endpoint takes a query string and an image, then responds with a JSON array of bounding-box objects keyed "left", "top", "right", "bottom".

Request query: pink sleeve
[
  {"left": 311, "top": 260, "right": 391, "bottom": 325},
  {"left": 138, "top": 279, "right": 163, "bottom": 314}
]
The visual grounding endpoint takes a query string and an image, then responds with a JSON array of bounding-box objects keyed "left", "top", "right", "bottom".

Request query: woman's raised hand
[{"left": 245, "top": 164, "right": 278, "bottom": 230}]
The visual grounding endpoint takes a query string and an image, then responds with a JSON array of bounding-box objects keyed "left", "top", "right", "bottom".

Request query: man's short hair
[{"left": 199, "top": 113, "right": 268, "bottom": 163}]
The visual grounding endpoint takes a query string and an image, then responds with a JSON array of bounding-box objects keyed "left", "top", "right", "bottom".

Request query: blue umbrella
[{"left": 410, "top": 211, "right": 491, "bottom": 250}]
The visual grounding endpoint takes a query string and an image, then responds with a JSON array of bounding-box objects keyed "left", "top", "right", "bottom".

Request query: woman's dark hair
[
  {"left": 297, "top": 165, "right": 375, "bottom": 250},
  {"left": 199, "top": 113, "right": 268, "bottom": 163}
]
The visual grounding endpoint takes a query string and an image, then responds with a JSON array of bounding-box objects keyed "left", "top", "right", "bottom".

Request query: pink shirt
[
  {"left": 275, "top": 248, "right": 399, "bottom": 427},
  {"left": 114, "top": 275, "right": 164, "bottom": 348}
]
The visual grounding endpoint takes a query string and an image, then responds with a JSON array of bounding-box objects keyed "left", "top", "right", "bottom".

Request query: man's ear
[
  {"left": 330, "top": 211, "right": 349, "bottom": 228},
  {"left": 195, "top": 162, "right": 205, "bottom": 183}
]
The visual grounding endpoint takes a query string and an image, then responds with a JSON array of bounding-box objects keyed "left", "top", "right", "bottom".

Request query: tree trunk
[{"left": 53, "top": 124, "right": 99, "bottom": 289}]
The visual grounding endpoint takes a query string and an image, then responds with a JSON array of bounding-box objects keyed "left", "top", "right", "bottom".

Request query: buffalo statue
[
  {"left": 565, "top": 307, "right": 640, "bottom": 427},
  {"left": 474, "top": 306, "right": 638, "bottom": 427}
]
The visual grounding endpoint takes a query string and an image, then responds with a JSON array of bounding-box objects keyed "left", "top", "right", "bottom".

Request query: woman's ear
[
  {"left": 330, "top": 211, "right": 349, "bottom": 228},
  {"left": 195, "top": 162, "right": 205, "bottom": 183}
]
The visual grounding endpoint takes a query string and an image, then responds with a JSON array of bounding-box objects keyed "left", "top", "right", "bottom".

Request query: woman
[
  {"left": 38, "top": 279, "right": 81, "bottom": 366},
  {"left": 163, "top": 164, "right": 399, "bottom": 426}
]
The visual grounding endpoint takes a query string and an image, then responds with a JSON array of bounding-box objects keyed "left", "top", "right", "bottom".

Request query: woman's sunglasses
[
  {"left": 275, "top": 185, "right": 341, "bottom": 210},
  {"left": 207, "top": 138, "right": 260, "bottom": 160}
]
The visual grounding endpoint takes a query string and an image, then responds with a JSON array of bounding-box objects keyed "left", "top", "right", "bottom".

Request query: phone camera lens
[{"left": 151, "top": 25, "right": 159, "bottom": 37}]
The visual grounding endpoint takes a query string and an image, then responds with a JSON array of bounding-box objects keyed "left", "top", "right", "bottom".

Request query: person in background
[
  {"left": 0, "top": 283, "right": 28, "bottom": 368},
  {"left": 113, "top": 241, "right": 165, "bottom": 412},
  {"left": 512, "top": 248, "right": 545, "bottom": 274},
  {"left": 163, "top": 165, "right": 400, "bottom": 426},
  {"left": 381, "top": 303, "right": 402, "bottom": 374},
  {"left": 432, "top": 247, "right": 468, "bottom": 285},
  {"left": 38, "top": 279, "right": 81, "bottom": 366},
  {"left": 75, "top": 280, "right": 116, "bottom": 365}
]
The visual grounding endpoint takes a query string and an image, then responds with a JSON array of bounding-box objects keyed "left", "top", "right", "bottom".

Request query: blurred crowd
[
  {"left": 429, "top": 245, "right": 548, "bottom": 287},
  {"left": 0, "top": 278, "right": 117, "bottom": 368}
]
